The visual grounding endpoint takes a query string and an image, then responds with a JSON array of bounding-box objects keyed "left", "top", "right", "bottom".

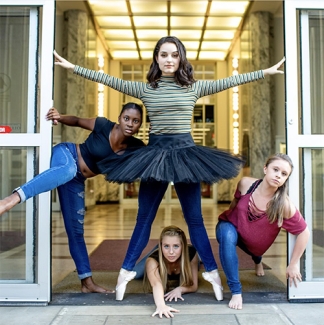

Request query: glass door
[
  {"left": 284, "top": 0, "right": 324, "bottom": 300},
  {"left": 0, "top": 0, "right": 54, "bottom": 303}
]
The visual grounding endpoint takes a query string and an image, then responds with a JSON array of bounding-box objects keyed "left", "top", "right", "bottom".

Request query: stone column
[
  {"left": 249, "top": 11, "right": 274, "bottom": 178},
  {"left": 59, "top": 10, "right": 97, "bottom": 206},
  {"left": 61, "top": 10, "right": 88, "bottom": 143},
  {"left": 59, "top": 10, "right": 120, "bottom": 205}
]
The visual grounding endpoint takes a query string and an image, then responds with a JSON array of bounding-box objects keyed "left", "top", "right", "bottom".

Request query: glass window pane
[
  {"left": 194, "top": 105, "right": 203, "bottom": 122},
  {"left": 205, "top": 105, "right": 214, "bottom": 122},
  {"left": 0, "top": 7, "right": 31, "bottom": 134},
  {"left": 122, "top": 73, "right": 132, "bottom": 80},
  {"left": 311, "top": 149, "right": 324, "bottom": 278},
  {"left": 123, "top": 64, "right": 132, "bottom": 72},
  {"left": 308, "top": 11, "right": 324, "bottom": 134},
  {"left": 205, "top": 64, "right": 215, "bottom": 73},
  {"left": 299, "top": 148, "right": 324, "bottom": 281},
  {"left": 133, "top": 65, "right": 143, "bottom": 82},
  {"left": 0, "top": 147, "right": 37, "bottom": 282}
]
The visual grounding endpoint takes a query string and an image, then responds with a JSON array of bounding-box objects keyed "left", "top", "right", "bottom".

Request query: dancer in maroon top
[{"left": 216, "top": 153, "right": 309, "bottom": 310}]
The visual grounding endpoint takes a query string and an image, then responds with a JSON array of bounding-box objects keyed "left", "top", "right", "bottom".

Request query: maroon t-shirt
[{"left": 218, "top": 180, "right": 307, "bottom": 256}]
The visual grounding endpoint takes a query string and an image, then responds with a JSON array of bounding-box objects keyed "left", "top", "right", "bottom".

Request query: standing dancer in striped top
[{"left": 54, "top": 36, "right": 285, "bottom": 304}]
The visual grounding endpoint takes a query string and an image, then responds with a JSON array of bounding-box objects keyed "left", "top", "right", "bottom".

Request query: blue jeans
[
  {"left": 15, "top": 143, "right": 91, "bottom": 280},
  {"left": 122, "top": 181, "right": 218, "bottom": 272},
  {"left": 216, "top": 220, "right": 262, "bottom": 294}
]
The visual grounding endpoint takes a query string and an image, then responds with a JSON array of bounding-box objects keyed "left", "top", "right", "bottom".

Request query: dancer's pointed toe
[
  {"left": 115, "top": 269, "right": 136, "bottom": 301},
  {"left": 202, "top": 270, "right": 223, "bottom": 301}
]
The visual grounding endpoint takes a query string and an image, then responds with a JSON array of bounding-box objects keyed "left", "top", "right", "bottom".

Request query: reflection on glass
[
  {"left": 311, "top": 149, "right": 324, "bottom": 278},
  {"left": 0, "top": 7, "right": 30, "bottom": 134},
  {"left": 309, "top": 11, "right": 324, "bottom": 134},
  {"left": 0, "top": 148, "right": 29, "bottom": 281}
]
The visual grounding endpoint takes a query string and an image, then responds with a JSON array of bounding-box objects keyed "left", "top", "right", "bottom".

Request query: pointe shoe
[
  {"left": 202, "top": 270, "right": 223, "bottom": 301},
  {"left": 115, "top": 269, "right": 136, "bottom": 301}
]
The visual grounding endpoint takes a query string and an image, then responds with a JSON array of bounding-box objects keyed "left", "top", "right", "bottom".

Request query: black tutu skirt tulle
[{"left": 97, "top": 133, "right": 245, "bottom": 184}]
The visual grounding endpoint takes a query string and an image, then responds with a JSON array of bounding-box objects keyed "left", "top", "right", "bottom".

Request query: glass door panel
[
  {"left": 0, "top": 7, "right": 30, "bottom": 134},
  {"left": 285, "top": 0, "right": 324, "bottom": 300},
  {"left": 308, "top": 11, "right": 324, "bottom": 135},
  {"left": 0, "top": 0, "right": 54, "bottom": 303},
  {"left": 0, "top": 6, "right": 36, "bottom": 285},
  {"left": 0, "top": 147, "right": 37, "bottom": 282},
  {"left": 310, "top": 150, "right": 324, "bottom": 279}
]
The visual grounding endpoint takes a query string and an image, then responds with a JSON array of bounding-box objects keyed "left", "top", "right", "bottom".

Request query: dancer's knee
[{"left": 216, "top": 221, "right": 238, "bottom": 245}]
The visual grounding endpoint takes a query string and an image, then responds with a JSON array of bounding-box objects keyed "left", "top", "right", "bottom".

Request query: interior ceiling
[{"left": 57, "top": 0, "right": 283, "bottom": 61}]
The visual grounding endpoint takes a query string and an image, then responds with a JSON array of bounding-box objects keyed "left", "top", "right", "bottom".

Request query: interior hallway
[{"left": 52, "top": 202, "right": 288, "bottom": 290}]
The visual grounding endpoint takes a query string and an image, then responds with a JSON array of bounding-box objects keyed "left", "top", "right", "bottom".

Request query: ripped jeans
[{"left": 15, "top": 143, "right": 91, "bottom": 279}]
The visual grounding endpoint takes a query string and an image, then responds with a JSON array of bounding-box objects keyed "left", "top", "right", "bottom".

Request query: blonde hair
[
  {"left": 265, "top": 153, "right": 293, "bottom": 226},
  {"left": 144, "top": 225, "right": 193, "bottom": 292}
]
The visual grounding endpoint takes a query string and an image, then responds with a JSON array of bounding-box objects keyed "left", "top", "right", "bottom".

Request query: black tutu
[{"left": 97, "top": 133, "right": 244, "bottom": 184}]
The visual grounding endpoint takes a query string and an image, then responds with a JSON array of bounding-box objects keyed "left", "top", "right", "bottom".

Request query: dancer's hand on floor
[
  {"left": 152, "top": 305, "right": 179, "bottom": 319},
  {"left": 164, "top": 287, "right": 184, "bottom": 302}
]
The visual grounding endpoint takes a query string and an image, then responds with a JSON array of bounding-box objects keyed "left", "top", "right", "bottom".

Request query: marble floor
[{"left": 51, "top": 202, "right": 288, "bottom": 288}]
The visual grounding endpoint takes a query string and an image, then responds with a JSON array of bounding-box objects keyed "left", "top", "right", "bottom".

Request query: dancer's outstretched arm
[
  {"left": 146, "top": 258, "right": 180, "bottom": 319},
  {"left": 46, "top": 107, "right": 95, "bottom": 130}
]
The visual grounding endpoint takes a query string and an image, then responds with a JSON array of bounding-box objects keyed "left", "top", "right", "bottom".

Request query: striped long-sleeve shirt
[{"left": 74, "top": 66, "right": 264, "bottom": 135}]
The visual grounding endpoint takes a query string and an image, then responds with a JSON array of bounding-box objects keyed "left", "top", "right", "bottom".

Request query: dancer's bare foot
[
  {"left": 0, "top": 193, "right": 21, "bottom": 215},
  {"left": 255, "top": 263, "right": 265, "bottom": 276},
  {"left": 81, "top": 276, "right": 115, "bottom": 293},
  {"left": 229, "top": 294, "right": 243, "bottom": 310}
]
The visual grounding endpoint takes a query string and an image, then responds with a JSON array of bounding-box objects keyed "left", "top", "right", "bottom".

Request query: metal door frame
[{"left": 285, "top": 0, "right": 324, "bottom": 300}]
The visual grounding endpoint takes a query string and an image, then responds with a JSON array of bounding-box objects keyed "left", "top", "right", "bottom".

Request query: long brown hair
[
  {"left": 265, "top": 153, "right": 294, "bottom": 226},
  {"left": 146, "top": 36, "right": 196, "bottom": 88},
  {"left": 144, "top": 225, "right": 193, "bottom": 292}
]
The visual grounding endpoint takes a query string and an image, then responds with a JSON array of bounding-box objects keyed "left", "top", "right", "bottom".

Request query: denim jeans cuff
[
  {"left": 78, "top": 272, "right": 92, "bottom": 280},
  {"left": 12, "top": 187, "right": 26, "bottom": 203}
]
